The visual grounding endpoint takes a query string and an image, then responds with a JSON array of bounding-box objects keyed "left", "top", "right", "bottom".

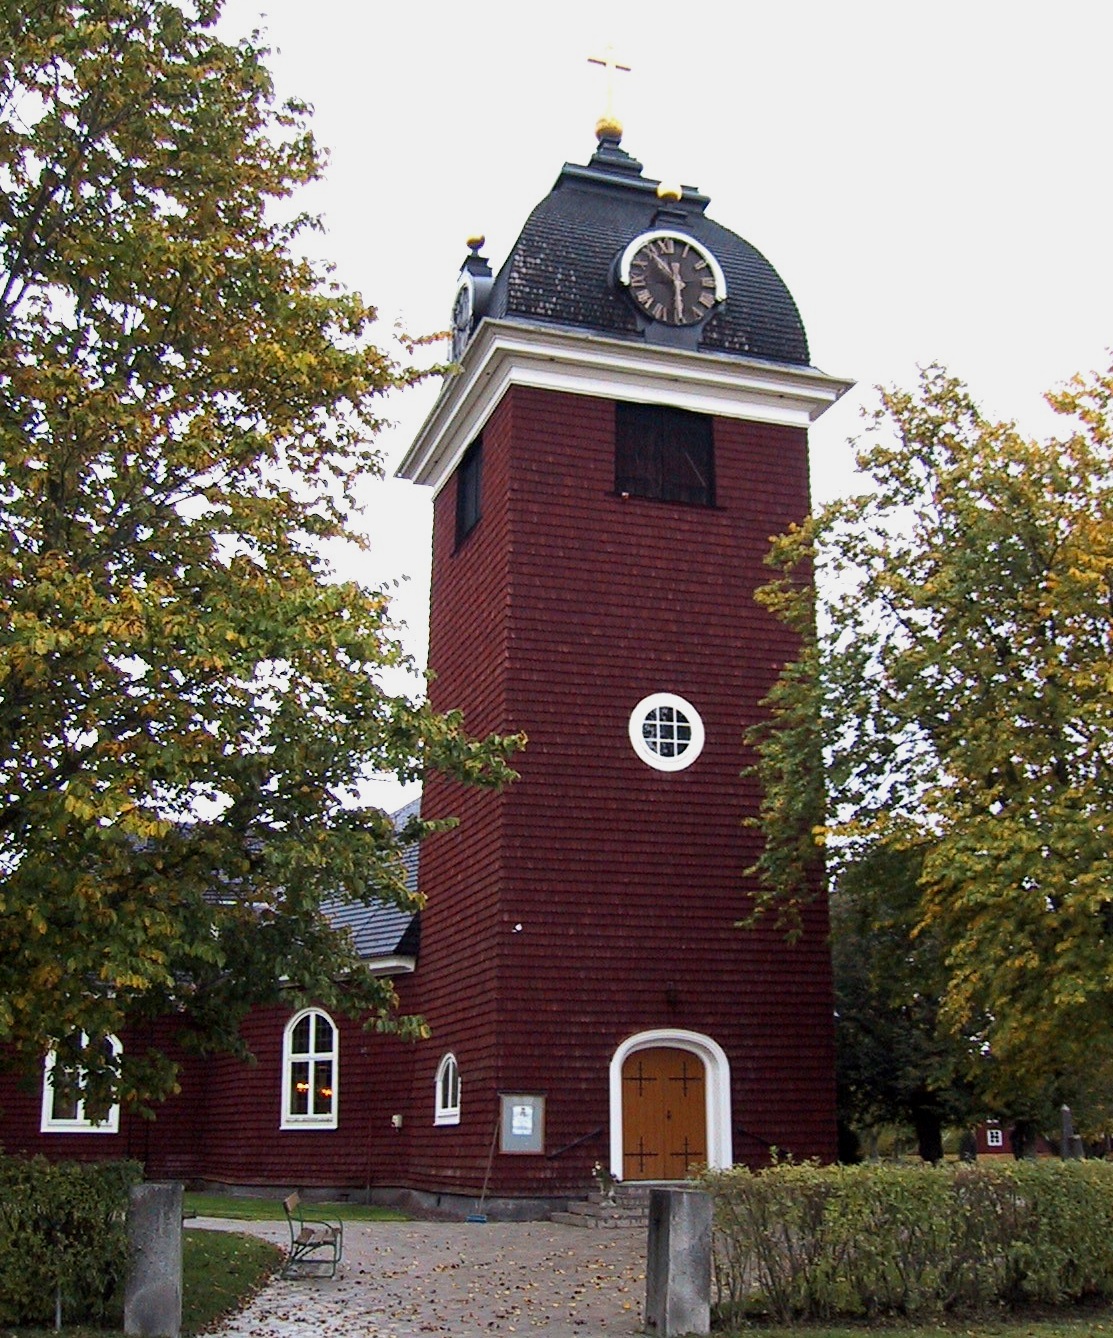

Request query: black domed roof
[{"left": 482, "top": 134, "right": 809, "bottom": 366}]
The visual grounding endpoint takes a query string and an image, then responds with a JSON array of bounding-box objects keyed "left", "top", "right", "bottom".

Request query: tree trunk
[{"left": 911, "top": 1104, "right": 944, "bottom": 1163}]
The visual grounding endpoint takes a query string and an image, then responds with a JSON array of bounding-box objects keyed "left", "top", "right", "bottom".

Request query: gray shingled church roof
[
  {"left": 319, "top": 796, "right": 420, "bottom": 963},
  {"left": 481, "top": 133, "right": 809, "bottom": 365}
]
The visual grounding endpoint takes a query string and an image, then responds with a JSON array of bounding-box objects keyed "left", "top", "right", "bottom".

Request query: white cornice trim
[
  {"left": 366, "top": 954, "right": 416, "bottom": 977},
  {"left": 397, "top": 319, "right": 854, "bottom": 494},
  {"left": 276, "top": 951, "right": 416, "bottom": 985}
]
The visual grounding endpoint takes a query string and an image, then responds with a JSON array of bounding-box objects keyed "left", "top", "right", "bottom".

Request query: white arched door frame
[{"left": 608, "top": 1028, "right": 733, "bottom": 1180}]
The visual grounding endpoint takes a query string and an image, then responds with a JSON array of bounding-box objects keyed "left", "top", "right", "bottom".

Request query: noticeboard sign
[{"left": 500, "top": 1093, "right": 545, "bottom": 1154}]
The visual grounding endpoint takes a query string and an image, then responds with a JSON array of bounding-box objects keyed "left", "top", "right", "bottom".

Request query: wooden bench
[{"left": 281, "top": 1192, "right": 343, "bottom": 1279}]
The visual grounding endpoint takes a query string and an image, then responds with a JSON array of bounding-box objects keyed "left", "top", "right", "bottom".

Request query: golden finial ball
[
  {"left": 656, "top": 183, "right": 683, "bottom": 203},
  {"left": 466, "top": 234, "right": 485, "bottom": 253},
  {"left": 595, "top": 114, "right": 623, "bottom": 141}
]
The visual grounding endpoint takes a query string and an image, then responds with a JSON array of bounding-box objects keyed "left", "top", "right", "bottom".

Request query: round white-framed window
[{"left": 628, "top": 693, "right": 705, "bottom": 772}]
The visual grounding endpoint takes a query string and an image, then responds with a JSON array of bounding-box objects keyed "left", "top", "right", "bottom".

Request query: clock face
[
  {"left": 620, "top": 232, "right": 725, "bottom": 327},
  {"left": 451, "top": 281, "right": 473, "bottom": 361}
]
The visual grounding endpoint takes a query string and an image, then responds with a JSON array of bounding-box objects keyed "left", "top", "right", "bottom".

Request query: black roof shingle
[
  {"left": 319, "top": 796, "right": 421, "bottom": 965},
  {"left": 481, "top": 133, "right": 810, "bottom": 365}
]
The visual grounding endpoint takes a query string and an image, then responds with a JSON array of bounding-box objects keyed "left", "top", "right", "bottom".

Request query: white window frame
[
  {"left": 280, "top": 1007, "right": 339, "bottom": 1130},
  {"left": 40, "top": 1033, "right": 122, "bottom": 1134},
  {"left": 434, "top": 1052, "right": 461, "bottom": 1126},
  {"left": 628, "top": 693, "right": 705, "bottom": 772}
]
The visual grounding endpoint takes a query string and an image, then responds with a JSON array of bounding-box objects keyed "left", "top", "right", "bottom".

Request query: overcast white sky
[{"left": 219, "top": 0, "right": 1113, "bottom": 807}]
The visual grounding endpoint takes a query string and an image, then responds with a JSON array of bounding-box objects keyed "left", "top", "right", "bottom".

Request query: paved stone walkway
[{"left": 193, "top": 1218, "right": 646, "bottom": 1338}]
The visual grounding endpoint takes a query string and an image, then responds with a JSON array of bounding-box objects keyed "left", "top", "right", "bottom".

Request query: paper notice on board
[{"left": 512, "top": 1104, "right": 533, "bottom": 1136}]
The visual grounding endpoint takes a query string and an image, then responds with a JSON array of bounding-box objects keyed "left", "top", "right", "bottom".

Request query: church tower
[{"left": 397, "top": 125, "right": 849, "bottom": 1210}]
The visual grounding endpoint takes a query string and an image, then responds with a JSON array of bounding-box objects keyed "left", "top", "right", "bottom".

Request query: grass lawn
[
  {"left": 183, "top": 1190, "right": 406, "bottom": 1222},
  {"left": 182, "top": 1229, "right": 281, "bottom": 1332}
]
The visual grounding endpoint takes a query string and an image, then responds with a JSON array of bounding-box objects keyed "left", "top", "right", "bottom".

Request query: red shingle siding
[
  {"left": 401, "top": 395, "right": 516, "bottom": 1194},
  {"left": 185, "top": 1003, "right": 417, "bottom": 1191},
  {"left": 0, "top": 1021, "right": 204, "bottom": 1177},
  {"left": 0, "top": 1004, "right": 422, "bottom": 1192},
  {"left": 412, "top": 384, "right": 836, "bottom": 1195}
]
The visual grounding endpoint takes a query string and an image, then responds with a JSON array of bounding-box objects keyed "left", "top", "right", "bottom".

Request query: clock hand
[
  {"left": 650, "top": 250, "right": 675, "bottom": 280},
  {"left": 668, "top": 262, "right": 688, "bottom": 318}
]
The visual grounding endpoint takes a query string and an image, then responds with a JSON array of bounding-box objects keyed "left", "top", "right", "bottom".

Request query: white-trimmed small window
[
  {"left": 40, "top": 1033, "right": 121, "bottom": 1134},
  {"left": 628, "top": 693, "right": 705, "bottom": 772},
  {"left": 281, "top": 1008, "right": 338, "bottom": 1130},
  {"left": 434, "top": 1052, "right": 461, "bottom": 1126}
]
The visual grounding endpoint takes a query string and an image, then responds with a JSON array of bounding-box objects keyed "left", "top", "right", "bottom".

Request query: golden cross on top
[{"left": 588, "top": 44, "right": 631, "bottom": 136}]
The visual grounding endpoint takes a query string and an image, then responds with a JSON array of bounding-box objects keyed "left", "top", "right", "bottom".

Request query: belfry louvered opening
[{"left": 615, "top": 402, "right": 714, "bottom": 507}]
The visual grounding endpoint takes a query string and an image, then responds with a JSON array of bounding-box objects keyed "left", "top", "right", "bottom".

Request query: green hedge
[
  {"left": 704, "top": 1159, "right": 1113, "bottom": 1323},
  {"left": 0, "top": 1154, "right": 142, "bottom": 1325}
]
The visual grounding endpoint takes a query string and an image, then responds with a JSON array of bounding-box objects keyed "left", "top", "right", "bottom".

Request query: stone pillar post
[
  {"left": 645, "top": 1187, "right": 711, "bottom": 1336},
  {"left": 124, "top": 1181, "right": 183, "bottom": 1338}
]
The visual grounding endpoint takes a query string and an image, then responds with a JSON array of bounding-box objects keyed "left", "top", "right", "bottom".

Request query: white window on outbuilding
[
  {"left": 434, "top": 1052, "right": 461, "bottom": 1126},
  {"left": 281, "top": 1008, "right": 338, "bottom": 1130},
  {"left": 40, "top": 1032, "right": 122, "bottom": 1134}
]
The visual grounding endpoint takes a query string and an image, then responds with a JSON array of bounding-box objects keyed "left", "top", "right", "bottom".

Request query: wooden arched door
[{"left": 621, "top": 1046, "right": 707, "bottom": 1181}]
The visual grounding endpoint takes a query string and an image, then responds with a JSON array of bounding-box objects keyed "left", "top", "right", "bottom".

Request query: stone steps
[{"left": 552, "top": 1188, "right": 651, "bottom": 1229}]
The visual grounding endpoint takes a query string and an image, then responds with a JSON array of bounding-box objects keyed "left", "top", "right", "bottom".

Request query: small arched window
[
  {"left": 40, "top": 1032, "right": 121, "bottom": 1134},
  {"left": 434, "top": 1052, "right": 461, "bottom": 1126},
  {"left": 281, "top": 1008, "right": 338, "bottom": 1130}
]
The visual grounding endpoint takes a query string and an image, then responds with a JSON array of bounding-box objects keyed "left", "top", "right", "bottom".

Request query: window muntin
[
  {"left": 642, "top": 705, "right": 692, "bottom": 758},
  {"left": 40, "top": 1033, "right": 121, "bottom": 1134},
  {"left": 455, "top": 438, "right": 483, "bottom": 546},
  {"left": 281, "top": 1008, "right": 338, "bottom": 1129},
  {"left": 434, "top": 1052, "right": 461, "bottom": 1126},
  {"left": 628, "top": 693, "right": 705, "bottom": 772},
  {"left": 615, "top": 403, "right": 714, "bottom": 507}
]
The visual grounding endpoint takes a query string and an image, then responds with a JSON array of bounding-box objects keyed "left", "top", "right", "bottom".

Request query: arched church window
[
  {"left": 281, "top": 1008, "right": 338, "bottom": 1130},
  {"left": 434, "top": 1052, "right": 461, "bottom": 1125},
  {"left": 40, "top": 1032, "right": 121, "bottom": 1134}
]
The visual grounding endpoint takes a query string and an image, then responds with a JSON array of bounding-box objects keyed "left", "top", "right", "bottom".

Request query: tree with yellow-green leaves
[
  {"left": 0, "top": 0, "right": 519, "bottom": 1115},
  {"left": 748, "top": 363, "right": 1113, "bottom": 1139}
]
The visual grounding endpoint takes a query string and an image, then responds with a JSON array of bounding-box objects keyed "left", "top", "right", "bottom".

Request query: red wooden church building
[{"left": 1, "top": 126, "right": 848, "bottom": 1216}]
